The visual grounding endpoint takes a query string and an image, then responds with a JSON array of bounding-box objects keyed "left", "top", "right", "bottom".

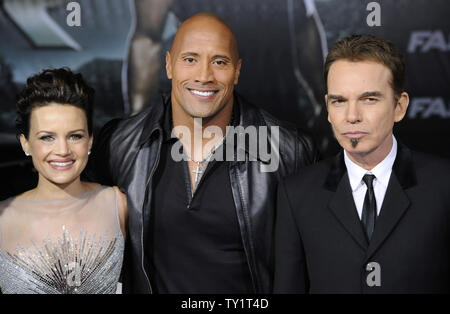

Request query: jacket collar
[
  {"left": 231, "top": 93, "right": 273, "bottom": 164},
  {"left": 324, "top": 140, "right": 417, "bottom": 192},
  {"left": 137, "top": 92, "right": 273, "bottom": 164},
  {"left": 137, "top": 94, "right": 167, "bottom": 147},
  {"left": 325, "top": 140, "right": 417, "bottom": 254}
]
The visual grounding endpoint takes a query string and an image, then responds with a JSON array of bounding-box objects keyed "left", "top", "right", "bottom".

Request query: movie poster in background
[{"left": 0, "top": 0, "right": 449, "bottom": 200}]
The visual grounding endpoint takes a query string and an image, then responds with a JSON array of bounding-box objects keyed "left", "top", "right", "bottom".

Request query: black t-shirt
[{"left": 148, "top": 105, "right": 253, "bottom": 293}]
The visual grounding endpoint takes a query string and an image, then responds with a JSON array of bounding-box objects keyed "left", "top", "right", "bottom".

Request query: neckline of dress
[{"left": 11, "top": 185, "right": 103, "bottom": 203}]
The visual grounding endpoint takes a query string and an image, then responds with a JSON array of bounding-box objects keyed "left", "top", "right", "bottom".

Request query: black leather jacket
[{"left": 87, "top": 93, "right": 318, "bottom": 293}]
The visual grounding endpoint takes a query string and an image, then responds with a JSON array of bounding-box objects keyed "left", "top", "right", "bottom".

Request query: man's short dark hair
[
  {"left": 16, "top": 67, "right": 94, "bottom": 138},
  {"left": 324, "top": 34, "right": 405, "bottom": 99}
]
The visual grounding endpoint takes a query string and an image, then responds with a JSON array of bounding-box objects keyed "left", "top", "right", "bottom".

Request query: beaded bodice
[{"left": 0, "top": 186, "right": 124, "bottom": 294}]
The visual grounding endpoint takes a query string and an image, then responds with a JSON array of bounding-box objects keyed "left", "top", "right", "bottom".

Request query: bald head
[
  {"left": 170, "top": 13, "right": 239, "bottom": 63},
  {"left": 165, "top": 12, "right": 242, "bottom": 125}
]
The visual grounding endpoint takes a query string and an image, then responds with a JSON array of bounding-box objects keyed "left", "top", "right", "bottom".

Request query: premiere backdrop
[{"left": 0, "top": 0, "right": 449, "bottom": 200}]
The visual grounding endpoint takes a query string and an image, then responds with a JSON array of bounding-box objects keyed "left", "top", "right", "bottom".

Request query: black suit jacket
[{"left": 274, "top": 143, "right": 450, "bottom": 293}]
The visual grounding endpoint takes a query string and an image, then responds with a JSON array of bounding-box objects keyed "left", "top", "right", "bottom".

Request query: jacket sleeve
[
  {"left": 273, "top": 178, "right": 309, "bottom": 293},
  {"left": 295, "top": 128, "right": 320, "bottom": 172},
  {"left": 84, "top": 118, "right": 121, "bottom": 186}
]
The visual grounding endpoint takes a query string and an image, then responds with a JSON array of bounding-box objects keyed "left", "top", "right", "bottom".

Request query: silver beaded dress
[{"left": 0, "top": 185, "right": 124, "bottom": 294}]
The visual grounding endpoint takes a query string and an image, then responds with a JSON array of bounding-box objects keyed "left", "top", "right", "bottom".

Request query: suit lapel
[
  {"left": 365, "top": 172, "right": 411, "bottom": 259},
  {"left": 325, "top": 143, "right": 417, "bottom": 256},
  {"left": 328, "top": 174, "right": 369, "bottom": 251},
  {"left": 325, "top": 152, "right": 369, "bottom": 251},
  {"left": 365, "top": 142, "right": 416, "bottom": 259}
]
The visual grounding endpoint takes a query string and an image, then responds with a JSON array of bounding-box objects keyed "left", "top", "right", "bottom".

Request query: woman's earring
[
  {"left": 25, "top": 152, "right": 30, "bottom": 156},
  {"left": 88, "top": 150, "right": 91, "bottom": 155}
]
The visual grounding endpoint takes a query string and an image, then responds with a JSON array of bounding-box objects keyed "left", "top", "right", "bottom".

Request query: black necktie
[{"left": 361, "top": 174, "right": 377, "bottom": 241}]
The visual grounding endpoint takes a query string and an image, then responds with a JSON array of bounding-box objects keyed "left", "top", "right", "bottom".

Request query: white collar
[{"left": 344, "top": 135, "right": 397, "bottom": 192}]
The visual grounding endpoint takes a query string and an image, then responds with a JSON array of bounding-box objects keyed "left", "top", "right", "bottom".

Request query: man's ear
[
  {"left": 234, "top": 59, "right": 242, "bottom": 85},
  {"left": 394, "top": 92, "right": 409, "bottom": 123},
  {"left": 165, "top": 51, "right": 172, "bottom": 79},
  {"left": 20, "top": 134, "right": 30, "bottom": 155}
]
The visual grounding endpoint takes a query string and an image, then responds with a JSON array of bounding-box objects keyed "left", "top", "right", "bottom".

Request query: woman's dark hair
[{"left": 16, "top": 67, "right": 94, "bottom": 138}]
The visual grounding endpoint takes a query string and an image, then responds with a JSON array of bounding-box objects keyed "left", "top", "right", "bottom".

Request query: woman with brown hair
[{"left": 0, "top": 68, "right": 127, "bottom": 294}]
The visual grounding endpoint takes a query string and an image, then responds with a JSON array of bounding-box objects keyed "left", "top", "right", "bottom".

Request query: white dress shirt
[{"left": 344, "top": 136, "right": 397, "bottom": 219}]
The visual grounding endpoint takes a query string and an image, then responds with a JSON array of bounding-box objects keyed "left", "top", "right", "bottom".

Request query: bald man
[
  {"left": 88, "top": 13, "right": 317, "bottom": 293},
  {"left": 124, "top": 0, "right": 327, "bottom": 121}
]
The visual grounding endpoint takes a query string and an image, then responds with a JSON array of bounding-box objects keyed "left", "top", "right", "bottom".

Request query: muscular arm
[
  {"left": 124, "top": 0, "right": 172, "bottom": 115},
  {"left": 288, "top": 0, "right": 335, "bottom": 154},
  {"left": 288, "top": 0, "right": 328, "bottom": 121}
]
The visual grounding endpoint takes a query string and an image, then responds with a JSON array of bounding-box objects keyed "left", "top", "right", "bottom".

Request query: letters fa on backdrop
[{"left": 67, "top": 1, "right": 81, "bottom": 27}]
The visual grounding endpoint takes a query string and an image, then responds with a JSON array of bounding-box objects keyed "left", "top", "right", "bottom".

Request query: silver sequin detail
[{"left": 0, "top": 225, "right": 124, "bottom": 294}]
